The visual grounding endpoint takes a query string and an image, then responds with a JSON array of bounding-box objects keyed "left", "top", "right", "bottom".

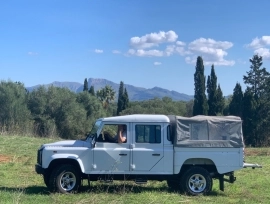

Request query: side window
[
  {"left": 97, "top": 124, "right": 127, "bottom": 143},
  {"left": 135, "top": 125, "right": 161, "bottom": 143}
]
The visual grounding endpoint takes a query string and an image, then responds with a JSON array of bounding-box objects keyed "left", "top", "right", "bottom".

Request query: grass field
[{"left": 0, "top": 135, "right": 269, "bottom": 204}]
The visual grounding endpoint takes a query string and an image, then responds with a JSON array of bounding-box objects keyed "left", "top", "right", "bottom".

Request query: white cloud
[
  {"left": 28, "top": 51, "right": 38, "bottom": 55},
  {"left": 154, "top": 62, "right": 162, "bottom": 66},
  {"left": 176, "top": 41, "right": 186, "bottom": 46},
  {"left": 112, "top": 50, "right": 121, "bottom": 54},
  {"left": 165, "top": 45, "right": 175, "bottom": 56},
  {"left": 247, "top": 36, "right": 270, "bottom": 49},
  {"left": 130, "top": 30, "right": 178, "bottom": 49},
  {"left": 254, "top": 48, "right": 270, "bottom": 60},
  {"left": 186, "top": 38, "right": 235, "bottom": 66},
  {"left": 95, "top": 49, "right": 103, "bottom": 53},
  {"left": 127, "top": 32, "right": 235, "bottom": 66},
  {"left": 247, "top": 36, "right": 270, "bottom": 60},
  {"left": 128, "top": 49, "right": 164, "bottom": 57}
]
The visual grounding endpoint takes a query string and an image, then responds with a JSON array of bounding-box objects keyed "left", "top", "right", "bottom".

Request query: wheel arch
[
  {"left": 179, "top": 158, "right": 218, "bottom": 175},
  {"left": 46, "top": 157, "right": 84, "bottom": 176}
]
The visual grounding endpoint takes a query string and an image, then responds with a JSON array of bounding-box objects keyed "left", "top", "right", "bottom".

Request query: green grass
[{"left": 0, "top": 135, "right": 269, "bottom": 204}]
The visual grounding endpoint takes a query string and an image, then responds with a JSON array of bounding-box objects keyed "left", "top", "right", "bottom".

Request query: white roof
[{"left": 101, "top": 114, "right": 170, "bottom": 123}]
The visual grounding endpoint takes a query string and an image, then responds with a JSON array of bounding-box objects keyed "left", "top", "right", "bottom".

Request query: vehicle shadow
[
  {"left": 0, "top": 184, "right": 224, "bottom": 196},
  {"left": 0, "top": 186, "right": 50, "bottom": 195}
]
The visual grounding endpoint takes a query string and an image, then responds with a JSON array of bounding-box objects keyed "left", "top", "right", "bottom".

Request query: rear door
[{"left": 131, "top": 123, "right": 164, "bottom": 173}]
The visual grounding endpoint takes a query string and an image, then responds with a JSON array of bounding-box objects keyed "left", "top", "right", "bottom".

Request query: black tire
[
  {"left": 167, "top": 179, "right": 180, "bottom": 191},
  {"left": 43, "top": 172, "right": 50, "bottom": 187},
  {"left": 49, "top": 164, "right": 81, "bottom": 193},
  {"left": 181, "top": 167, "right": 212, "bottom": 196}
]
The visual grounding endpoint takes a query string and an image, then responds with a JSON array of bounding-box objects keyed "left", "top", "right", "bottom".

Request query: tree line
[
  {"left": 0, "top": 54, "right": 269, "bottom": 146},
  {"left": 193, "top": 54, "right": 270, "bottom": 146}
]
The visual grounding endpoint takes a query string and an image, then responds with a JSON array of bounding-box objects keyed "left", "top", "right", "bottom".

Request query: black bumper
[{"left": 35, "top": 164, "right": 45, "bottom": 175}]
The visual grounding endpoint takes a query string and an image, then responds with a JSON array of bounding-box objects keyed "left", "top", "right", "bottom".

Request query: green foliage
[
  {"left": 207, "top": 65, "right": 218, "bottom": 115},
  {"left": 193, "top": 56, "right": 208, "bottom": 116},
  {"left": 89, "top": 85, "right": 95, "bottom": 96},
  {"left": 76, "top": 91, "right": 106, "bottom": 124},
  {"left": 117, "top": 81, "right": 124, "bottom": 116},
  {"left": 96, "top": 85, "right": 116, "bottom": 109},
  {"left": 83, "top": 78, "right": 88, "bottom": 92},
  {"left": 121, "top": 97, "right": 186, "bottom": 116},
  {"left": 229, "top": 83, "right": 243, "bottom": 117},
  {"left": 117, "top": 82, "right": 129, "bottom": 115},
  {"left": 242, "top": 54, "right": 270, "bottom": 146},
  {"left": 0, "top": 81, "right": 32, "bottom": 134},
  {"left": 28, "top": 86, "right": 91, "bottom": 139},
  {"left": 215, "top": 84, "right": 225, "bottom": 115},
  {"left": 242, "top": 89, "right": 257, "bottom": 146},
  {"left": 243, "top": 54, "right": 269, "bottom": 100}
]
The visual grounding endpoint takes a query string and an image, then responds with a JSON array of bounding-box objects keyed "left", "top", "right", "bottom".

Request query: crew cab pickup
[{"left": 35, "top": 114, "right": 261, "bottom": 195}]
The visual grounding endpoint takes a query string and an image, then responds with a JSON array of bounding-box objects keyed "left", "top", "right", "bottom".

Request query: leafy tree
[
  {"left": 243, "top": 54, "right": 269, "bottom": 100},
  {"left": 229, "top": 83, "right": 243, "bottom": 117},
  {"left": 242, "top": 88, "right": 257, "bottom": 146},
  {"left": 193, "top": 56, "right": 208, "bottom": 116},
  {"left": 76, "top": 91, "right": 105, "bottom": 123},
  {"left": 207, "top": 65, "right": 218, "bottom": 115},
  {"left": 123, "top": 88, "right": 129, "bottom": 110},
  {"left": 185, "top": 100, "right": 194, "bottom": 117},
  {"left": 215, "top": 84, "right": 225, "bottom": 115},
  {"left": 223, "top": 95, "right": 232, "bottom": 116},
  {"left": 89, "top": 85, "right": 95, "bottom": 96},
  {"left": 96, "top": 85, "right": 116, "bottom": 109},
  {"left": 83, "top": 78, "right": 88, "bottom": 92},
  {"left": 0, "top": 81, "right": 32, "bottom": 134},
  {"left": 121, "top": 97, "right": 186, "bottom": 116},
  {"left": 242, "top": 54, "right": 270, "bottom": 146},
  {"left": 28, "top": 86, "right": 89, "bottom": 139}
]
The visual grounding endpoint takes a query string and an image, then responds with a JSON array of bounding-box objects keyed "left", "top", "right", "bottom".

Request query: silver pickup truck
[{"left": 35, "top": 114, "right": 261, "bottom": 195}]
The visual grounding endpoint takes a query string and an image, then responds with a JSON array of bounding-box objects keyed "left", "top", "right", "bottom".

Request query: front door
[
  {"left": 92, "top": 123, "right": 130, "bottom": 173},
  {"left": 131, "top": 123, "right": 164, "bottom": 173}
]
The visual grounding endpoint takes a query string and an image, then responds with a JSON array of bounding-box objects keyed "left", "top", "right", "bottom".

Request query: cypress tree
[
  {"left": 193, "top": 56, "right": 208, "bottom": 116},
  {"left": 229, "top": 83, "right": 243, "bottom": 117},
  {"left": 89, "top": 85, "right": 95, "bottom": 96},
  {"left": 117, "top": 81, "right": 124, "bottom": 116},
  {"left": 83, "top": 78, "right": 88, "bottom": 92},
  {"left": 207, "top": 65, "right": 218, "bottom": 115},
  {"left": 123, "top": 88, "right": 129, "bottom": 110},
  {"left": 216, "top": 84, "right": 225, "bottom": 115}
]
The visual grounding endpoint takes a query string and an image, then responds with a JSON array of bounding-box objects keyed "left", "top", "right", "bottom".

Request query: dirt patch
[{"left": 0, "top": 154, "right": 10, "bottom": 163}]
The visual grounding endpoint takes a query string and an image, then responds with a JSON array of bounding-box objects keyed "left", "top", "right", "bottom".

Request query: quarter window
[{"left": 135, "top": 125, "right": 161, "bottom": 143}]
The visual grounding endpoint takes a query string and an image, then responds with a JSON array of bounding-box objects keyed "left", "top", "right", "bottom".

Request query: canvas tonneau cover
[{"left": 174, "top": 115, "right": 244, "bottom": 148}]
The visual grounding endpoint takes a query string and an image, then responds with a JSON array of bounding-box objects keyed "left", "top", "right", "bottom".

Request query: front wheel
[
  {"left": 49, "top": 164, "right": 81, "bottom": 193},
  {"left": 181, "top": 167, "right": 212, "bottom": 196}
]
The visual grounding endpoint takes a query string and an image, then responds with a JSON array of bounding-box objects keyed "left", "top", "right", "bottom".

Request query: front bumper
[{"left": 35, "top": 164, "right": 45, "bottom": 174}]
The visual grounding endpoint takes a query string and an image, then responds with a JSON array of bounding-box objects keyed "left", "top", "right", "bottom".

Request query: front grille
[{"left": 37, "top": 149, "right": 42, "bottom": 165}]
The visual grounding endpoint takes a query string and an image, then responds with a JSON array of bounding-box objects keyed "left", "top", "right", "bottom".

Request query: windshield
[{"left": 88, "top": 119, "right": 102, "bottom": 138}]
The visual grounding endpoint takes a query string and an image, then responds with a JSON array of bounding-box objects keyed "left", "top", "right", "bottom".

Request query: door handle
[
  {"left": 152, "top": 154, "right": 160, "bottom": 156},
  {"left": 119, "top": 154, "right": 127, "bottom": 156}
]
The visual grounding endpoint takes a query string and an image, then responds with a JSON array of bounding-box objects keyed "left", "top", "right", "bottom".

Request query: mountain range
[{"left": 26, "top": 78, "right": 193, "bottom": 101}]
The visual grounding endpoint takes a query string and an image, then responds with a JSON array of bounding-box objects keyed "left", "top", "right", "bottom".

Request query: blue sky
[{"left": 1, "top": 0, "right": 270, "bottom": 95}]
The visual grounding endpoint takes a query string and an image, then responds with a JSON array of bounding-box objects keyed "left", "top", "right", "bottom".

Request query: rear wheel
[
  {"left": 181, "top": 167, "right": 212, "bottom": 196},
  {"left": 49, "top": 164, "right": 81, "bottom": 193}
]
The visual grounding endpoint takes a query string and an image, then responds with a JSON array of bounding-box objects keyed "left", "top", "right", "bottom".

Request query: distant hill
[{"left": 26, "top": 78, "right": 193, "bottom": 101}]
